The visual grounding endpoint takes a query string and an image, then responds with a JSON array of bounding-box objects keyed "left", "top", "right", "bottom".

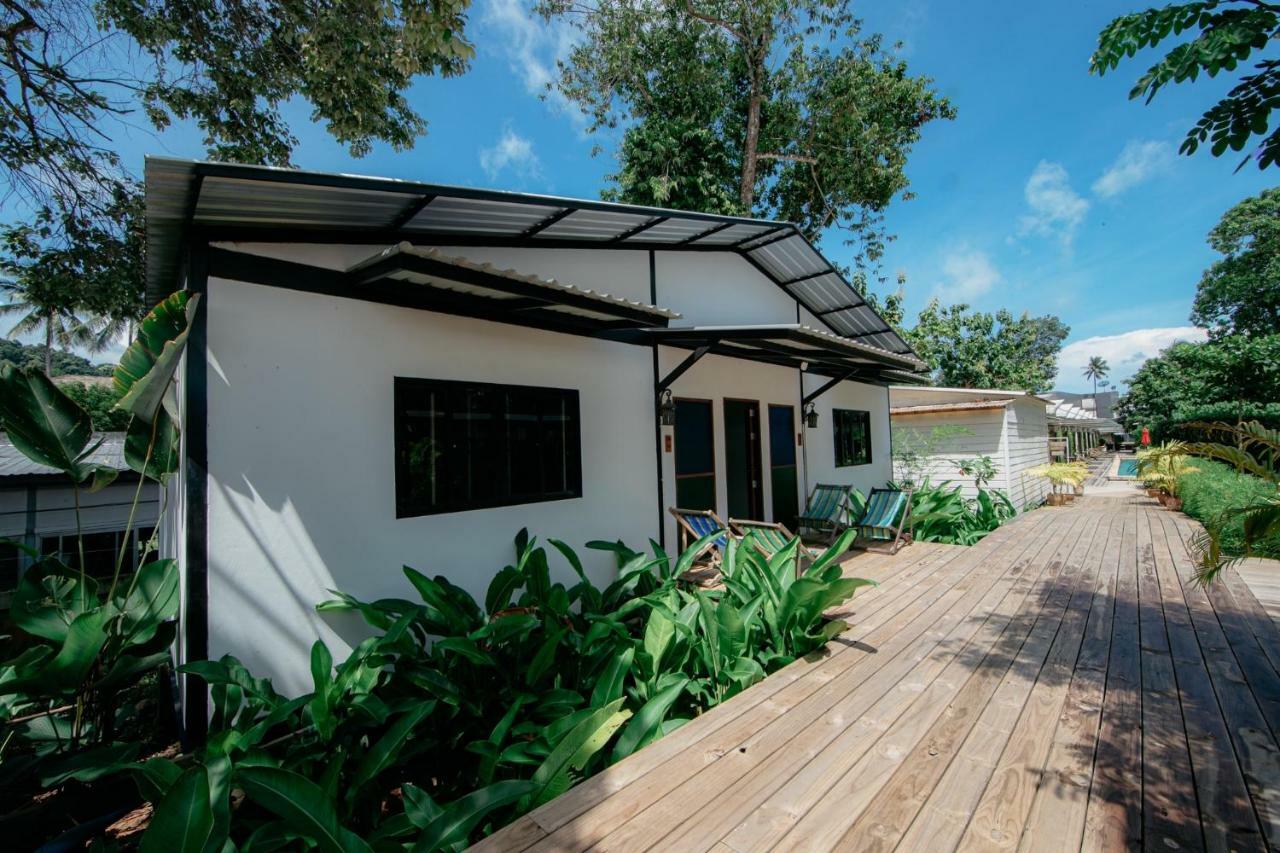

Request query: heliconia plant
[{"left": 0, "top": 291, "right": 195, "bottom": 792}]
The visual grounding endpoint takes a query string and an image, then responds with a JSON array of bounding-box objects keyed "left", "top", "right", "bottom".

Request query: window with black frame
[
  {"left": 394, "top": 377, "right": 582, "bottom": 517},
  {"left": 833, "top": 408, "right": 872, "bottom": 467}
]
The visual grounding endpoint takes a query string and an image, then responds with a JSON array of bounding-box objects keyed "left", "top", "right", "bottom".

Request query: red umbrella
[{"left": 1140, "top": 427, "right": 1151, "bottom": 446}]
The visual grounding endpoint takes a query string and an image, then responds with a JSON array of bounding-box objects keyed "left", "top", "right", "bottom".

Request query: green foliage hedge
[{"left": 1178, "top": 459, "right": 1280, "bottom": 559}]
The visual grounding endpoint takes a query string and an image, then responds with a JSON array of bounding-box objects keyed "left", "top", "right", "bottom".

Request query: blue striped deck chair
[
  {"left": 796, "top": 483, "right": 854, "bottom": 544},
  {"left": 852, "top": 487, "right": 913, "bottom": 555},
  {"left": 669, "top": 507, "right": 730, "bottom": 572}
]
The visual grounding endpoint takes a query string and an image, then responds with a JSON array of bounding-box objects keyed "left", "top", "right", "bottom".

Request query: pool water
[{"left": 1118, "top": 459, "right": 1139, "bottom": 477}]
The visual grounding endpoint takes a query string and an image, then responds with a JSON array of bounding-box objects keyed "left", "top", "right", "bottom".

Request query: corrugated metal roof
[
  {"left": 145, "top": 158, "right": 922, "bottom": 366},
  {"left": 891, "top": 400, "right": 1013, "bottom": 415},
  {"left": 0, "top": 432, "right": 130, "bottom": 478},
  {"left": 348, "top": 244, "right": 680, "bottom": 323}
]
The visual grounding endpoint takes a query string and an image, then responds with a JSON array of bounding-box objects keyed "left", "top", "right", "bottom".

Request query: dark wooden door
[
  {"left": 768, "top": 404, "right": 799, "bottom": 529},
  {"left": 674, "top": 399, "right": 716, "bottom": 510},
  {"left": 724, "top": 399, "right": 764, "bottom": 520}
]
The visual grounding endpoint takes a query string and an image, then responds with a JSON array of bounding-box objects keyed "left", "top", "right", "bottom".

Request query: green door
[
  {"left": 769, "top": 405, "right": 799, "bottom": 529},
  {"left": 674, "top": 399, "right": 716, "bottom": 510},
  {"left": 724, "top": 399, "right": 764, "bottom": 520}
]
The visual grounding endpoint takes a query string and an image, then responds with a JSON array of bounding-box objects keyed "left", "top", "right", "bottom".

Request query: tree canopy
[
  {"left": 539, "top": 0, "right": 955, "bottom": 273},
  {"left": 1091, "top": 0, "right": 1280, "bottom": 170},
  {"left": 1, "top": 0, "right": 475, "bottom": 217},
  {"left": 903, "top": 300, "right": 1070, "bottom": 393},
  {"left": 1115, "top": 335, "right": 1280, "bottom": 439},
  {"left": 1190, "top": 187, "right": 1280, "bottom": 336}
]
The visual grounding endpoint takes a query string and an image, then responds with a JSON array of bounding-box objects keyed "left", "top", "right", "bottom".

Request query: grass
[{"left": 1178, "top": 459, "right": 1280, "bottom": 560}]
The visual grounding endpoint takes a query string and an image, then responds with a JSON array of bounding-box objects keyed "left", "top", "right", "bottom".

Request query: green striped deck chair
[
  {"left": 796, "top": 483, "right": 854, "bottom": 544},
  {"left": 852, "top": 487, "right": 913, "bottom": 555},
  {"left": 728, "top": 518, "right": 823, "bottom": 578}
]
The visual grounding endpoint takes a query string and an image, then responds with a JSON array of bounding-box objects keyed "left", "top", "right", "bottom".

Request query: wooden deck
[{"left": 475, "top": 493, "right": 1280, "bottom": 852}]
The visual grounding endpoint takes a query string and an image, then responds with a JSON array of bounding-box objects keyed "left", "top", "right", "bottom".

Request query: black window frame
[
  {"left": 833, "top": 408, "right": 872, "bottom": 468},
  {"left": 394, "top": 376, "right": 583, "bottom": 518}
]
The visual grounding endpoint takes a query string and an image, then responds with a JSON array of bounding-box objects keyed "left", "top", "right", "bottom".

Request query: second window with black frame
[
  {"left": 394, "top": 377, "right": 583, "bottom": 517},
  {"left": 833, "top": 408, "right": 872, "bottom": 467}
]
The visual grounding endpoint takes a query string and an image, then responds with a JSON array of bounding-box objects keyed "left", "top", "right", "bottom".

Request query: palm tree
[
  {"left": 0, "top": 273, "right": 100, "bottom": 375},
  {"left": 1083, "top": 356, "right": 1110, "bottom": 398}
]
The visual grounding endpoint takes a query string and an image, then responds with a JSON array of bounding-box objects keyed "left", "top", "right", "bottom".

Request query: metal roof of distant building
[
  {"left": 144, "top": 157, "right": 921, "bottom": 366},
  {"left": 0, "top": 432, "right": 130, "bottom": 478}
]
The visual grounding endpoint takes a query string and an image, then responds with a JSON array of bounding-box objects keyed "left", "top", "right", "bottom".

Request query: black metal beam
[
  {"left": 781, "top": 269, "right": 837, "bottom": 287},
  {"left": 389, "top": 193, "right": 437, "bottom": 229},
  {"left": 815, "top": 303, "right": 866, "bottom": 317},
  {"left": 521, "top": 208, "right": 574, "bottom": 237},
  {"left": 803, "top": 371, "right": 856, "bottom": 406},
  {"left": 656, "top": 344, "right": 714, "bottom": 392},
  {"left": 680, "top": 221, "right": 735, "bottom": 245},
  {"left": 740, "top": 228, "right": 798, "bottom": 252},
  {"left": 612, "top": 216, "right": 668, "bottom": 243},
  {"left": 731, "top": 224, "right": 788, "bottom": 248}
]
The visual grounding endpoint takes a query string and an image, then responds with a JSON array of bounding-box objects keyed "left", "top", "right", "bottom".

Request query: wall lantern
[
  {"left": 659, "top": 389, "right": 677, "bottom": 426},
  {"left": 804, "top": 403, "right": 819, "bottom": 429}
]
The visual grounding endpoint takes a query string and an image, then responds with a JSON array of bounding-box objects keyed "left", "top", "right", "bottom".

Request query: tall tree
[
  {"left": 904, "top": 300, "right": 1070, "bottom": 393},
  {"left": 539, "top": 0, "right": 955, "bottom": 273},
  {"left": 1083, "top": 356, "right": 1110, "bottom": 397},
  {"left": 1, "top": 0, "right": 476, "bottom": 217},
  {"left": 1190, "top": 187, "right": 1280, "bottom": 336},
  {"left": 1091, "top": 1, "right": 1280, "bottom": 170}
]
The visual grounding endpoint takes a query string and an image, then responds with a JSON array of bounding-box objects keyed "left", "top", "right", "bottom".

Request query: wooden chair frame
[
  {"left": 669, "top": 507, "right": 730, "bottom": 569},
  {"left": 796, "top": 483, "right": 855, "bottom": 545}
]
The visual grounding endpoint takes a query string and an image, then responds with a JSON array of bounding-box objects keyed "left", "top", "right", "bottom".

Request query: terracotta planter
[
  {"left": 1146, "top": 488, "right": 1161, "bottom": 498},
  {"left": 1047, "top": 493, "right": 1066, "bottom": 506},
  {"left": 1166, "top": 497, "right": 1183, "bottom": 511},
  {"left": 1064, "top": 493, "right": 1076, "bottom": 503}
]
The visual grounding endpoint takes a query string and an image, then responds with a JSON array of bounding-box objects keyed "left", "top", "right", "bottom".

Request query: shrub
[
  {"left": 1178, "top": 459, "right": 1280, "bottom": 560},
  {"left": 904, "top": 483, "right": 1016, "bottom": 546}
]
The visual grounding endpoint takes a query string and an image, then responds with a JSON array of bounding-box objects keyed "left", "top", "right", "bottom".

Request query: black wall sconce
[
  {"left": 659, "top": 389, "right": 677, "bottom": 426},
  {"left": 804, "top": 403, "right": 819, "bottom": 428}
]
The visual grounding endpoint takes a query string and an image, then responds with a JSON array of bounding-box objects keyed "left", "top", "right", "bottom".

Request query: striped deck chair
[
  {"left": 796, "top": 483, "right": 854, "bottom": 544},
  {"left": 669, "top": 507, "right": 730, "bottom": 573},
  {"left": 728, "top": 518, "right": 823, "bottom": 578},
  {"left": 852, "top": 487, "right": 913, "bottom": 555}
]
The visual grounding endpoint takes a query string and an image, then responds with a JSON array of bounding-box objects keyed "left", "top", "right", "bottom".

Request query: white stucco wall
[
  {"left": 801, "top": 377, "right": 894, "bottom": 500},
  {"left": 201, "top": 275, "right": 659, "bottom": 693}
]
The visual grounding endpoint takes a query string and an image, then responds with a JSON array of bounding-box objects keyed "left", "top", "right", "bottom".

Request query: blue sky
[{"left": 92, "top": 0, "right": 1277, "bottom": 391}]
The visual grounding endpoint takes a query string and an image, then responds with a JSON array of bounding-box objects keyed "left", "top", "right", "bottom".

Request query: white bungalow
[
  {"left": 144, "top": 159, "right": 928, "bottom": 725},
  {"left": 888, "top": 386, "right": 1052, "bottom": 510},
  {"left": 1043, "top": 399, "right": 1122, "bottom": 459}
]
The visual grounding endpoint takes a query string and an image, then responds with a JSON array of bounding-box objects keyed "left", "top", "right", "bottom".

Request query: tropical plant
[
  {"left": 951, "top": 454, "right": 998, "bottom": 489},
  {"left": 0, "top": 291, "right": 194, "bottom": 801},
  {"left": 1091, "top": 0, "right": 1280, "bottom": 170},
  {"left": 1027, "top": 462, "right": 1089, "bottom": 502},
  {"left": 1135, "top": 441, "right": 1200, "bottom": 498},
  {"left": 1083, "top": 356, "right": 1110, "bottom": 397},
  {"left": 1177, "top": 420, "right": 1280, "bottom": 583},
  {"left": 1190, "top": 188, "right": 1280, "bottom": 337},
  {"left": 116, "top": 527, "right": 871, "bottom": 850},
  {"left": 903, "top": 483, "right": 1016, "bottom": 546}
]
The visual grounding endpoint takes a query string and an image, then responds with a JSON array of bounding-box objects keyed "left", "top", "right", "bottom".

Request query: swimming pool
[{"left": 1117, "top": 459, "right": 1139, "bottom": 477}]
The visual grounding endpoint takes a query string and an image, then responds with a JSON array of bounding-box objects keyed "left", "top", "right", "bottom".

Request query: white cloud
[
  {"left": 1017, "top": 161, "right": 1089, "bottom": 248},
  {"left": 1092, "top": 140, "right": 1175, "bottom": 198},
  {"left": 479, "top": 127, "right": 543, "bottom": 182},
  {"left": 1057, "top": 326, "right": 1208, "bottom": 390},
  {"left": 481, "top": 0, "right": 583, "bottom": 123},
  {"left": 932, "top": 246, "right": 1001, "bottom": 302}
]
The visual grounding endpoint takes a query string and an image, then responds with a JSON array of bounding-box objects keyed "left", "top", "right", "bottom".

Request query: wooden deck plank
[
  {"left": 586, "top": 513, "right": 1088, "bottom": 852},
  {"left": 1148, "top": 510, "right": 1264, "bottom": 852},
  {"left": 470, "top": 498, "right": 1280, "bottom": 853}
]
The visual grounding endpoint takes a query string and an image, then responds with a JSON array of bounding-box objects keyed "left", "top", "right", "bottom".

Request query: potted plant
[
  {"left": 1029, "top": 462, "right": 1088, "bottom": 506},
  {"left": 1139, "top": 442, "right": 1198, "bottom": 510}
]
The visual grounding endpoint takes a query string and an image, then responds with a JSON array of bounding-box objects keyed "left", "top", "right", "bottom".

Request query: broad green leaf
[
  {"left": 351, "top": 704, "right": 433, "bottom": 789},
  {"left": 116, "top": 559, "right": 179, "bottom": 643},
  {"left": 411, "top": 779, "right": 539, "bottom": 852},
  {"left": 611, "top": 677, "right": 688, "bottom": 762},
  {"left": 0, "top": 364, "right": 93, "bottom": 478},
  {"left": 38, "top": 741, "right": 140, "bottom": 787},
  {"left": 9, "top": 559, "right": 94, "bottom": 642},
  {"left": 115, "top": 291, "right": 199, "bottom": 423},
  {"left": 401, "top": 782, "right": 443, "bottom": 829},
  {"left": 0, "top": 608, "right": 108, "bottom": 696},
  {"left": 590, "top": 647, "right": 634, "bottom": 708},
  {"left": 125, "top": 405, "right": 181, "bottom": 482},
  {"left": 236, "top": 765, "right": 372, "bottom": 853},
  {"left": 141, "top": 765, "right": 214, "bottom": 853},
  {"left": 524, "top": 698, "right": 632, "bottom": 809}
]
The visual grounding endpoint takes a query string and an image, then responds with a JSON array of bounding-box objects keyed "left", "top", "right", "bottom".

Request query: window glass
[
  {"left": 395, "top": 377, "right": 582, "bottom": 517},
  {"left": 833, "top": 409, "right": 872, "bottom": 467}
]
